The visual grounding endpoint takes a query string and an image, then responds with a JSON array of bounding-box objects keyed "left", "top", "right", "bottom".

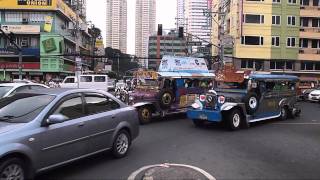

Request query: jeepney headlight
[
  {"left": 218, "top": 96, "right": 225, "bottom": 104},
  {"left": 199, "top": 95, "right": 206, "bottom": 102},
  {"left": 129, "top": 96, "right": 134, "bottom": 101}
]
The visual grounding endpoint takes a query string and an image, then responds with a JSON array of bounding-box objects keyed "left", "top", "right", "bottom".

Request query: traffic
[{"left": 0, "top": 56, "right": 317, "bottom": 179}]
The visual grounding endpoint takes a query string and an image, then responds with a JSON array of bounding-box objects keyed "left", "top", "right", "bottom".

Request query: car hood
[
  {"left": 0, "top": 122, "right": 25, "bottom": 134},
  {"left": 310, "top": 90, "right": 320, "bottom": 95}
]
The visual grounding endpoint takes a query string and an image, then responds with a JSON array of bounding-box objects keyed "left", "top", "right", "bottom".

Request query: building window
[
  {"left": 241, "top": 36, "right": 264, "bottom": 45},
  {"left": 287, "top": 37, "right": 296, "bottom": 47},
  {"left": 246, "top": 0, "right": 265, "bottom": 1},
  {"left": 272, "top": 15, "right": 281, "bottom": 25},
  {"left": 301, "top": 0, "right": 309, "bottom": 5},
  {"left": 300, "top": 18, "right": 309, "bottom": 27},
  {"left": 287, "top": 16, "right": 296, "bottom": 26},
  {"left": 311, "top": 40, "right": 320, "bottom": 48},
  {"left": 301, "top": 62, "right": 315, "bottom": 71},
  {"left": 299, "top": 38, "right": 308, "bottom": 48},
  {"left": 288, "top": 0, "right": 297, "bottom": 4},
  {"left": 241, "top": 60, "right": 264, "bottom": 70},
  {"left": 312, "top": 19, "right": 320, "bottom": 27},
  {"left": 272, "top": 36, "right": 280, "bottom": 47},
  {"left": 273, "top": 0, "right": 281, "bottom": 3},
  {"left": 313, "top": 0, "right": 320, "bottom": 6},
  {"left": 244, "top": 14, "right": 264, "bottom": 24},
  {"left": 270, "top": 61, "right": 293, "bottom": 70}
]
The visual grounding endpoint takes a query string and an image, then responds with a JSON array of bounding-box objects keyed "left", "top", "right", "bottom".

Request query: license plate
[{"left": 199, "top": 114, "right": 208, "bottom": 120}]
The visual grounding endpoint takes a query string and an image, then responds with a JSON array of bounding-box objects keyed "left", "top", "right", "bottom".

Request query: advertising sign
[
  {"left": 42, "top": 38, "right": 57, "bottom": 53},
  {"left": 0, "top": 0, "right": 56, "bottom": 9},
  {"left": 159, "top": 56, "right": 209, "bottom": 73},
  {"left": 44, "top": 16, "right": 53, "bottom": 32},
  {"left": 0, "top": 25, "right": 40, "bottom": 34},
  {"left": 0, "top": 62, "right": 40, "bottom": 69},
  {"left": 17, "top": 0, "right": 52, "bottom": 6}
]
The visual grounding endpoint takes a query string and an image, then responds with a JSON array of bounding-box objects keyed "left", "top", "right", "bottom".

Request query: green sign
[{"left": 42, "top": 38, "right": 57, "bottom": 53}]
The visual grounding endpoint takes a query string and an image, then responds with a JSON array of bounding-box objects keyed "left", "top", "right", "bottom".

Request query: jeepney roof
[{"left": 157, "top": 72, "right": 215, "bottom": 79}]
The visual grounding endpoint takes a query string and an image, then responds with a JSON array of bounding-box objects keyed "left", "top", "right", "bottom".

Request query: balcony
[
  {"left": 300, "top": 27, "right": 320, "bottom": 39},
  {"left": 298, "top": 48, "right": 320, "bottom": 61},
  {"left": 300, "top": 5, "right": 320, "bottom": 17}
]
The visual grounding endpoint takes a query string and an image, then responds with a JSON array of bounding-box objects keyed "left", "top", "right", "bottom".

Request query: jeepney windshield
[
  {"left": 137, "top": 79, "right": 159, "bottom": 89},
  {"left": 216, "top": 81, "right": 247, "bottom": 89}
]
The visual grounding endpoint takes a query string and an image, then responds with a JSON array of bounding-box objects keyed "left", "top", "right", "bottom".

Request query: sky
[{"left": 87, "top": 0, "right": 177, "bottom": 55}]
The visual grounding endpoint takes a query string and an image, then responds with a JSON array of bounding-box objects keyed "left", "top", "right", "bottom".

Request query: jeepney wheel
[
  {"left": 158, "top": 89, "right": 174, "bottom": 109},
  {"left": 244, "top": 92, "right": 259, "bottom": 115},
  {"left": 279, "top": 106, "right": 288, "bottom": 121},
  {"left": 138, "top": 106, "right": 152, "bottom": 125},
  {"left": 227, "top": 109, "right": 242, "bottom": 131},
  {"left": 193, "top": 120, "right": 205, "bottom": 127}
]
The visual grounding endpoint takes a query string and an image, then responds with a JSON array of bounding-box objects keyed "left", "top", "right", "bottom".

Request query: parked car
[
  {"left": 187, "top": 74, "right": 301, "bottom": 130},
  {"left": 0, "top": 83, "right": 49, "bottom": 98},
  {"left": 0, "top": 89, "right": 139, "bottom": 179},
  {"left": 60, "top": 75, "right": 109, "bottom": 91},
  {"left": 308, "top": 89, "right": 320, "bottom": 102},
  {"left": 297, "top": 77, "right": 318, "bottom": 100}
]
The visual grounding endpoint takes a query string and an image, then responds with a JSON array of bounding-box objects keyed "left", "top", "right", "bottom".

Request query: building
[
  {"left": 106, "top": 0, "right": 127, "bottom": 53},
  {"left": 135, "top": 0, "right": 156, "bottom": 65},
  {"left": 148, "top": 29, "right": 187, "bottom": 70},
  {"left": 185, "top": 0, "right": 212, "bottom": 44},
  {"left": 0, "top": 0, "right": 95, "bottom": 81},
  {"left": 177, "top": 0, "right": 185, "bottom": 29},
  {"left": 64, "top": 0, "right": 87, "bottom": 19},
  {"left": 212, "top": 0, "right": 320, "bottom": 78}
]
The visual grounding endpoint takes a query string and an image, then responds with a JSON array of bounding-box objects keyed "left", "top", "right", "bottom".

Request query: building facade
[
  {"left": 0, "top": 0, "right": 94, "bottom": 81},
  {"left": 177, "top": 0, "right": 185, "bottom": 29},
  {"left": 135, "top": 0, "right": 156, "bottom": 65},
  {"left": 106, "top": 0, "right": 127, "bottom": 53},
  {"left": 185, "top": 0, "right": 212, "bottom": 43},
  {"left": 212, "top": 0, "right": 320, "bottom": 78},
  {"left": 148, "top": 30, "right": 187, "bottom": 70}
]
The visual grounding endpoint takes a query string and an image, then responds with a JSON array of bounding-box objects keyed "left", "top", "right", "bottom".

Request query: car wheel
[
  {"left": 279, "top": 107, "right": 288, "bottom": 120},
  {"left": 138, "top": 107, "right": 152, "bottom": 124},
  {"left": 226, "top": 109, "right": 242, "bottom": 131},
  {"left": 112, "top": 130, "right": 131, "bottom": 158},
  {"left": 0, "top": 158, "right": 29, "bottom": 180},
  {"left": 193, "top": 120, "right": 205, "bottom": 127}
]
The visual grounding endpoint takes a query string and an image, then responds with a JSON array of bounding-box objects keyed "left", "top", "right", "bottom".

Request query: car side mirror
[{"left": 45, "top": 114, "right": 67, "bottom": 126}]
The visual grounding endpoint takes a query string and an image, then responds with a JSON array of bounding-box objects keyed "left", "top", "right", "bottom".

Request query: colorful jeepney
[{"left": 129, "top": 56, "right": 215, "bottom": 124}]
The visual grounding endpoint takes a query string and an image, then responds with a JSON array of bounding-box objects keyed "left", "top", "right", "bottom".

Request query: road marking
[
  {"left": 274, "top": 122, "right": 320, "bottom": 125},
  {"left": 127, "top": 163, "right": 216, "bottom": 180}
]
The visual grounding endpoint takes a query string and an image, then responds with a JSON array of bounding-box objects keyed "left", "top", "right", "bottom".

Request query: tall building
[
  {"left": 185, "top": 0, "right": 212, "bottom": 43},
  {"left": 212, "top": 0, "right": 320, "bottom": 78},
  {"left": 177, "top": 0, "right": 185, "bottom": 29},
  {"left": 106, "top": 0, "right": 127, "bottom": 53},
  {"left": 135, "top": 0, "right": 156, "bottom": 65},
  {"left": 148, "top": 29, "right": 187, "bottom": 69},
  {"left": 0, "top": 0, "right": 95, "bottom": 81}
]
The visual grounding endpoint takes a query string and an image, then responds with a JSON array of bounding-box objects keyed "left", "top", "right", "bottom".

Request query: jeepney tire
[
  {"left": 158, "top": 89, "right": 174, "bottom": 109},
  {"left": 193, "top": 120, "right": 205, "bottom": 128},
  {"left": 279, "top": 106, "right": 288, "bottom": 121},
  {"left": 138, "top": 106, "right": 152, "bottom": 125},
  {"left": 244, "top": 92, "right": 259, "bottom": 115},
  {"left": 226, "top": 109, "right": 242, "bottom": 131}
]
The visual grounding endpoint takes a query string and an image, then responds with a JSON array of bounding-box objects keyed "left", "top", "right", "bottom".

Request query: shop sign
[
  {"left": 0, "top": 25, "right": 40, "bottom": 34},
  {"left": 17, "top": 0, "right": 52, "bottom": 6},
  {"left": 0, "top": 62, "right": 40, "bottom": 69}
]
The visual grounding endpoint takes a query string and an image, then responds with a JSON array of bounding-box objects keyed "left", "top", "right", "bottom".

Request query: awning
[{"left": 158, "top": 72, "right": 215, "bottom": 78}]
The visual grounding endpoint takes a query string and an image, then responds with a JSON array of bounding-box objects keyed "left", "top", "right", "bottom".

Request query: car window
[
  {"left": 30, "top": 85, "right": 46, "bottom": 90},
  {"left": 0, "top": 94, "right": 55, "bottom": 123},
  {"left": 10, "top": 86, "right": 31, "bottom": 96},
  {"left": 80, "top": 76, "right": 93, "bottom": 82},
  {"left": 85, "top": 94, "right": 120, "bottom": 115},
  {"left": 64, "top": 78, "right": 75, "bottom": 84},
  {"left": 94, "top": 76, "right": 106, "bottom": 82},
  {"left": 53, "top": 97, "right": 84, "bottom": 120},
  {"left": 0, "top": 86, "right": 13, "bottom": 97}
]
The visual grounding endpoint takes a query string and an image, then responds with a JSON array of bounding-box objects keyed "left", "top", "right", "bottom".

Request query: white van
[{"left": 60, "top": 75, "right": 109, "bottom": 91}]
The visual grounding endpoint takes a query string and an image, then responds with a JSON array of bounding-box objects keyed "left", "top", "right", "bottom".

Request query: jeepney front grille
[{"left": 205, "top": 94, "right": 217, "bottom": 109}]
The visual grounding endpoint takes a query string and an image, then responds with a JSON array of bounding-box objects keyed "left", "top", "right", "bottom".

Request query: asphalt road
[{"left": 37, "top": 102, "right": 320, "bottom": 180}]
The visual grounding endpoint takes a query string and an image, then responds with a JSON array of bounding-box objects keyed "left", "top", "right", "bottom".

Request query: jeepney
[
  {"left": 129, "top": 56, "right": 215, "bottom": 124},
  {"left": 187, "top": 67, "right": 301, "bottom": 131}
]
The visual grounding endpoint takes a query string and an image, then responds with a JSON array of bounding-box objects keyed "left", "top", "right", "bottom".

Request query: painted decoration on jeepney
[
  {"left": 179, "top": 94, "right": 197, "bottom": 108},
  {"left": 159, "top": 56, "right": 209, "bottom": 73},
  {"left": 134, "top": 71, "right": 158, "bottom": 79}
]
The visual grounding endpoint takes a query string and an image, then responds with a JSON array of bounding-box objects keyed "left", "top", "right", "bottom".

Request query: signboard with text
[
  {"left": 159, "top": 56, "right": 209, "bottom": 73},
  {"left": 1, "top": 25, "right": 40, "bottom": 34},
  {"left": 0, "top": 62, "right": 40, "bottom": 69}
]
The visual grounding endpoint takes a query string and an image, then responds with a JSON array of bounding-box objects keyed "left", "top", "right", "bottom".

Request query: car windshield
[
  {"left": 0, "top": 94, "right": 55, "bottom": 123},
  {"left": 0, "top": 86, "right": 14, "bottom": 98}
]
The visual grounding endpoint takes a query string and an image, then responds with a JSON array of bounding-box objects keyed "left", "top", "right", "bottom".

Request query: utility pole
[
  {"left": 0, "top": 27, "right": 22, "bottom": 80},
  {"left": 75, "top": 0, "right": 81, "bottom": 88}
]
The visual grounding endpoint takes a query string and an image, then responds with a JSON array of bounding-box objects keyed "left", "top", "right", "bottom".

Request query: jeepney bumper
[{"left": 187, "top": 109, "right": 222, "bottom": 122}]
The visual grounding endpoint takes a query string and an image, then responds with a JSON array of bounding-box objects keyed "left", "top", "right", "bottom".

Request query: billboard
[
  {"left": 159, "top": 56, "right": 209, "bottom": 73},
  {"left": 17, "top": 0, "right": 52, "bottom": 6},
  {"left": 0, "top": 25, "right": 40, "bottom": 34}
]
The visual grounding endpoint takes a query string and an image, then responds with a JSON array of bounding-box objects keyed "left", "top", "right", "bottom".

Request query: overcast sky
[{"left": 87, "top": 0, "right": 177, "bottom": 55}]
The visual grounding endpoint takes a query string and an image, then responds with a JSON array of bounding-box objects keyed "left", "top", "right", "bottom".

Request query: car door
[
  {"left": 83, "top": 93, "right": 121, "bottom": 153},
  {"left": 256, "top": 81, "right": 280, "bottom": 117},
  {"left": 38, "top": 93, "right": 91, "bottom": 168}
]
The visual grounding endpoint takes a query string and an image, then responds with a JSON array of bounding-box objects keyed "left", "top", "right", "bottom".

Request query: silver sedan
[{"left": 0, "top": 89, "right": 139, "bottom": 180}]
